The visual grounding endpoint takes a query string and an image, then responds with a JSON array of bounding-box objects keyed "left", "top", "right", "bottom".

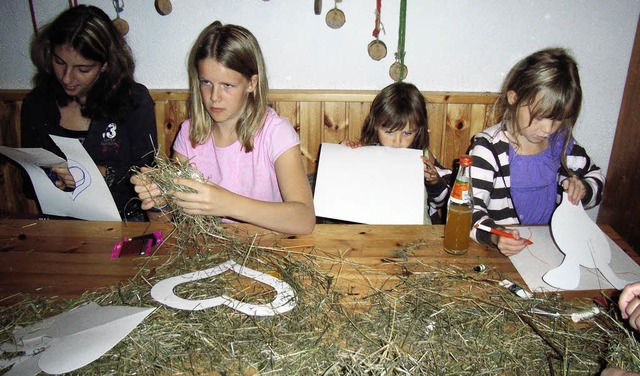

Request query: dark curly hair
[{"left": 30, "top": 5, "right": 136, "bottom": 122}]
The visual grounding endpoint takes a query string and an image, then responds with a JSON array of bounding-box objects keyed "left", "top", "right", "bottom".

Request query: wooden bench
[{"left": 0, "top": 89, "right": 498, "bottom": 217}]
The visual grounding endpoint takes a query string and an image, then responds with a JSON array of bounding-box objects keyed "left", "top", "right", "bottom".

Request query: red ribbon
[{"left": 372, "top": 0, "right": 382, "bottom": 38}]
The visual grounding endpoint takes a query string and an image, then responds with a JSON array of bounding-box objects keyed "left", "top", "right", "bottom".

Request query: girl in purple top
[
  {"left": 469, "top": 48, "right": 605, "bottom": 256},
  {"left": 132, "top": 21, "right": 315, "bottom": 234}
]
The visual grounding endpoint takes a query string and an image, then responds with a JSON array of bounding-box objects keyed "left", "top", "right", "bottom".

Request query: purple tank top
[{"left": 509, "top": 132, "right": 571, "bottom": 225}]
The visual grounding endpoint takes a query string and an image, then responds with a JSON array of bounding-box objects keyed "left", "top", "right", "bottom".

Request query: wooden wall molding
[{"left": 0, "top": 89, "right": 498, "bottom": 217}]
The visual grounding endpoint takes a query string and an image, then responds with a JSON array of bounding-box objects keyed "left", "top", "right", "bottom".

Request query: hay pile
[{"left": 2, "top": 162, "right": 639, "bottom": 375}]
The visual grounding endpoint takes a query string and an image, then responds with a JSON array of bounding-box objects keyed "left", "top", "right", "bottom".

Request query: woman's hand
[
  {"left": 131, "top": 167, "right": 166, "bottom": 210},
  {"left": 561, "top": 176, "right": 587, "bottom": 205},
  {"left": 495, "top": 228, "right": 529, "bottom": 256},
  {"left": 421, "top": 151, "right": 439, "bottom": 185},
  {"left": 51, "top": 166, "right": 76, "bottom": 190}
]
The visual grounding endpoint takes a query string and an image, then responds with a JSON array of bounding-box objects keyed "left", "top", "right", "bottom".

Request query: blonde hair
[
  {"left": 495, "top": 47, "right": 582, "bottom": 172},
  {"left": 187, "top": 21, "right": 268, "bottom": 151}
]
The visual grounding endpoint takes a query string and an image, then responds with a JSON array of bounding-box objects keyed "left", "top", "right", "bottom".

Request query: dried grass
[{"left": 2, "top": 160, "right": 639, "bottom": 375}]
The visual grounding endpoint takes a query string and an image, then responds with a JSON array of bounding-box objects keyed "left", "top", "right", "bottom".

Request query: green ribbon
[{"left": 395, "top": 0, "right": 407, "bottom": 81}]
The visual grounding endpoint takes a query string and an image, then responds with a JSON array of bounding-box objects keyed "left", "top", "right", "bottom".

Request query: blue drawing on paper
[{"left": 66, "top": 159, "right": 92, "bottom": 201}]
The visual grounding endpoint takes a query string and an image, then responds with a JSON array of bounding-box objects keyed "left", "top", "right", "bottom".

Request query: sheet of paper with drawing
[
  {"left": 0, "top": 135, "right": 120, "bottom": 221},
  {"left": 509, "top": 193, "right": 640, "bottom": 292},
  {"left": 313, "top": 143, "right": 425, "bottom": 224}
]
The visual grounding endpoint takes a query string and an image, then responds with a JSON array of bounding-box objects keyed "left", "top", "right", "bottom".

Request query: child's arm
[
  {"left": 172, "top": 148, "right": 316, "bottom": 235},
  {"left": 468, "top": 131, "right": 528, "bottom": 255},
  {"left": 423, "top": 156, "right": 451, "bottom": 222},
  {"left": 559, "top": 142, "right": 605, "bottom": 208}
]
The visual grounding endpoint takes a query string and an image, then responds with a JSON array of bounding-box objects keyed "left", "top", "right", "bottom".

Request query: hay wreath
[{"left": 2, "top": 159, "right": 640, "bottom": 375}]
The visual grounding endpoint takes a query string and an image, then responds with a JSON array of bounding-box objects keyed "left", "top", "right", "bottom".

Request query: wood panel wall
[
  {"left": 0, "top": 89, "right": 498, "bottom": 217},
  {"left": 597, "top": 15, "right": 640, "bottom": 252}
]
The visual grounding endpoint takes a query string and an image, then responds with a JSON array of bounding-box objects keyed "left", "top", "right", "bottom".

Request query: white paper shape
[
  {"left": 0, "top": 136, "right": 120, "bottom": 221},
  {"left": 0, "top": 147, "right": 66, "bottom": 168},
  {"left": 0, "top": 302, "right": 155, "bottom": 375},
  {"left": 313, "top": 143, "right": 424, "bottom": 224},
  {"left": 151, "top": 260, "right": 297, "bottom": 316},
  {"left": 510, "top": 227, "right": 640, "bottom": 292},
  {"left": 543, "top": 192, "right": 633, "bottom": 290}
]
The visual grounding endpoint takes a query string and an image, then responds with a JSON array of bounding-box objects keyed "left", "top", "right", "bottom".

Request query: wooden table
[{"left": 0, "top": 219, "right": 636, "bottom": 304}]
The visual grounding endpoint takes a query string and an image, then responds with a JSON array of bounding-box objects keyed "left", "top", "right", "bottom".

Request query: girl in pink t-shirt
[{"left": 132, "top": 21, "right": 315, "bottom": 234}]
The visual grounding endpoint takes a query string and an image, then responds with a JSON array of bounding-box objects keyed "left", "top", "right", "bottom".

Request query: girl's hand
[
  {"left": 561, "top": 176, "right": 587, "bottom": 205},
  {"left": 421, "top": 154, "right": 439, "bottom": 185},
  {"left": 495, "top": 229, "right": 529, "bottom": 256},
  {"left": 51, "top": 166, "right": 76, "bottom": 190},
  {"left": 171, "top": 178, "right": 234, "bottom": 217},
  {"left": 131, "top": 167, "right": 165, "bottom": 210},
  {"left": 341, "top": 140, "right": 362, "bottom": 149},
  {"left": 619, "top": 282, "right": 640, "bottom": 330}
]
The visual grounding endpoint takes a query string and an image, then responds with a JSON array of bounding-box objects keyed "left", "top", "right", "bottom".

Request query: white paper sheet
[
  {"left": 313, "top": 143, "right": 424, "bottom": 224},
  {"left": 0, "top": 136, "right": 120, "bottom": 221},
  {"left": 509, "top": 226, "right": 640, "bottom": 292},
  {"left": 1, "top": 302, "right": 155, "bottom": 375}
]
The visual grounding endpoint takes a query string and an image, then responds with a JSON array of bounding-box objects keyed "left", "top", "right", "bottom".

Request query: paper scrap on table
[
  {"left": 0, "top": 135, "right": 120, "bottom": 221},
  {"left": 0, "top": 302, "right": 155, "bottom": 375},
  {"left": 151, "top": 260, "right": 297, "bottom": 316},
  {"left": 508, "top": 226, "right": 640, "bottom": 292},
  {"left": 313, "top": 143, "right": 424, "bottom": 224}
]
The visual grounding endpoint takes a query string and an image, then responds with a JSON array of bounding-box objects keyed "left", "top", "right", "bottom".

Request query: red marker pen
[{"left": 475, "top": 223, "right": 533, "bottom": 245}]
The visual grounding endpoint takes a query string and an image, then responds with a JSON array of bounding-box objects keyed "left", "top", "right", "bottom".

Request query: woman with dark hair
[{"left": 21, "top": 5, "right": 157, "bottom": 221}]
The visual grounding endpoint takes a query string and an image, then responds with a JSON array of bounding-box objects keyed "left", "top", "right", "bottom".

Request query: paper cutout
[
  {"left": 0, "top": 302, "right": 155, "bottom": 375},
  {"left": 0, "top": 136, "right": 120, "bottom": 221},
  {"left": 510, "top": 226, "right": 640, "bottom": 292},
  {"left": 543, "top": 192, "right": 633, "bottom": 290},
  {"left": 313, "top": 143, "right": 425, "bottom": 224},
  {"left": 151, "top": 260, "right": 297, "bottom": 316}
]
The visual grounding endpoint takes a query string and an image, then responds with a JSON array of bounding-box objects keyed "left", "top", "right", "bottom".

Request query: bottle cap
[{"left": 460, "top": 155, "right": 472, "bottom": 166}]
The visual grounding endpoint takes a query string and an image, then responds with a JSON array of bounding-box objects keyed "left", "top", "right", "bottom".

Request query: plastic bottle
[{"left": 443, "top": 155, "right": 473, "bottom": 255}]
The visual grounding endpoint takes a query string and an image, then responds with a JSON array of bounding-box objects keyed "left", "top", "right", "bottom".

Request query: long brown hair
[
  {"left": 495, "top": 47, "right": 582, "bottom": 172},
  {"left": 360, "top": 82, "right": 429, "bottom": 149},
  {"left": 30, "top": 5, "right": 136, "bottom": 122}
]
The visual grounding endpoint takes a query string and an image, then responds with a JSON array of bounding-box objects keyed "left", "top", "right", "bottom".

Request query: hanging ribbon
[
  {"left": 372, "top": 0, "right": 383, "bottom": 38},
  {"left": 28, "top": 0, "right": 78, "bottom": 35},
  {"left": 395, "top": 0, "right": 407, "bottom": 79},
  {"left": 28, "top": 0, "right": 38, "bottom": 34},
  {"left": 112, "top": 0, "right": 125, "bottom": 16}
]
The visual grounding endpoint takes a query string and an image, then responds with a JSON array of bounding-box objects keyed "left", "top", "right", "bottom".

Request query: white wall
[{"left": 1, "top": 0, "right": 639, "bottom": 219}]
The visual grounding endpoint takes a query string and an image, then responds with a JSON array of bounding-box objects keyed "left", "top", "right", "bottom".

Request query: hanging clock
[
  {"left": 112, "top": 0, "right": 128, "bottom": 36},
  {"left": 326, "top": 0, "right": 345, "bottom": 29},
  {"left": 368, "top": 40, "right": 387, "bottom": 61},
  {"left": 389, "top": 62, "right": 408, "bottom": 81},
  {"left": 155, "top": 0, "right": 172, "bottom": 15},
  {"left": 367, "top": 0, "right": 386, "bottom": 61}
]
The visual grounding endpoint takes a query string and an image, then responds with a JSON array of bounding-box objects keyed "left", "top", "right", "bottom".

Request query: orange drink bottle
[{"left": 443, "top": 155, "right": 473, "bottom": 255}]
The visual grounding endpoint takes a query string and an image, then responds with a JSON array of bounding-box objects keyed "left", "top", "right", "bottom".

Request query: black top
[{"left": 20, "top": 82, "right": 158, "bottom": 219}]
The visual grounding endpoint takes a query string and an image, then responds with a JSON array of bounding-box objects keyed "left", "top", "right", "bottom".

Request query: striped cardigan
[{"left": 468, "top": 123, "right": 606, "bottom": 247}]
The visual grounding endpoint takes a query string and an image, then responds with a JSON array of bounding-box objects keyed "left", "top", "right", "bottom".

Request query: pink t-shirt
[{"left": 173, "top": 108, "right": 300, "bottom": 203}]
